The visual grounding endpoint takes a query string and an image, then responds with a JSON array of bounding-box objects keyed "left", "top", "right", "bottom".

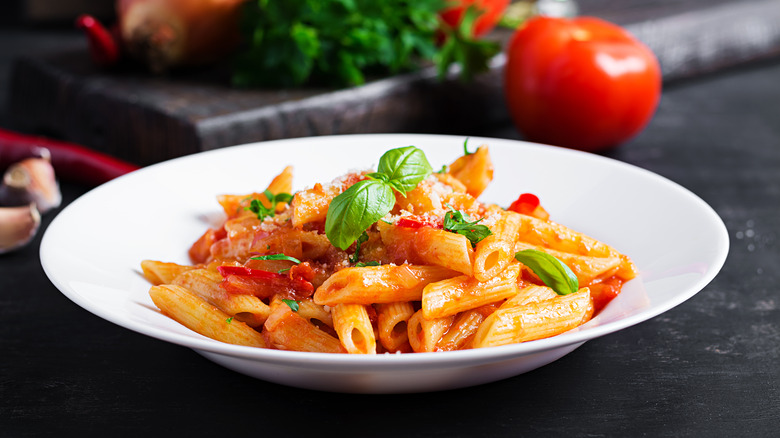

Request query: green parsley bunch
[
  {"left": 232, "top": 0, "right": 501, "bottom": 87},
  {"left": 233, "top": 0, "right": 443, "bottom": 87}
]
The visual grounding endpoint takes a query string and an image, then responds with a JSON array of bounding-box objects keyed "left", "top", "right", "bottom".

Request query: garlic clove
[
  {"left": 0, "top": 203, "right": 41, "bottom": 254},
  {"left": 0, "top": 157, "right": 62, "bottom": 214}
]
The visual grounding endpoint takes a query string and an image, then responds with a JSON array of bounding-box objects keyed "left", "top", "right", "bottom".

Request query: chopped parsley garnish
[
  {"left": 355, "top": 261, "right": 381, "bottom": 267},
  {"left": 225, "top": 317, "right": 234, "bottom": 324}
]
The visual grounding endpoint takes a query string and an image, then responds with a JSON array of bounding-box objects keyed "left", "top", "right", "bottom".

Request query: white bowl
[{"left": 41, "top": 134, "right": 729, "bottom": 393}]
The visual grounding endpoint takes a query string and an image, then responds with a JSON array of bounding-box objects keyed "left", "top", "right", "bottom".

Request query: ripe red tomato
[
  {"left": 504, "top": 16, "right": 662, "bottom": 152},
  {"left": 440, "top": 0, "right": 510, "bottom": 37}
]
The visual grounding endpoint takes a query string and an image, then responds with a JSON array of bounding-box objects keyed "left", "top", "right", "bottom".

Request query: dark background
[{"left": 1, "top": 1, "right": 779, "bottom": 436}]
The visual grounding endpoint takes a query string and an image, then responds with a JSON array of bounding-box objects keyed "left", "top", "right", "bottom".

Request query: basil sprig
[
  {"left": 325, "top": 146, "right": 432, "bottom": 250},
  {"left": 514, "top": 249, "right": 579, "bottom": 295},
  {"left": 375, "top": 146, "right": 434, "bottom": 194}
]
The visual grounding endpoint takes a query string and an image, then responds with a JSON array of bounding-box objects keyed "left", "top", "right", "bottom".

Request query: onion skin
[{"left": 117, "top": 0, "right": 245, "bottom": 73}]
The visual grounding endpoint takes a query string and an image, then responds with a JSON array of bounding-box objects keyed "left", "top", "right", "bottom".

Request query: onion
[{"left": 116, "top": 0, "right": 244, "bottom": 72}]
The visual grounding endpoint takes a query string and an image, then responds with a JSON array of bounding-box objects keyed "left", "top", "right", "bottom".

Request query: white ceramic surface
[{"left": 40, "top": 134, "right": 729, "bottom": 393}]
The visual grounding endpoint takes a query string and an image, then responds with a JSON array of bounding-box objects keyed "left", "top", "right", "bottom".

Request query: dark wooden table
[{"left": 2, "top": 4, "right": 779, "bottom": 436}]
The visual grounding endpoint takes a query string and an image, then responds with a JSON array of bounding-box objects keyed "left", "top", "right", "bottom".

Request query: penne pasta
[
  {"left": 515, "top": 214, "right": 638, "bottom": 281},
  {"left": 407, "top": 310, "right": 454, "bottom": 353},
  {"left": 500, "top": 284, "right": 559, "bottom": 309},
  {"left": 513, "top": 241, "right": 622, "bottom": 286},
  {"left": 140, "top": 260, "right": 194, "bottom": 285},
  {"left": 447, "top": 145, "right": 494, "bottom": 197},
  {"left": 149, "top": 284, "right": 267, "bottom": 348},
  {"left": 473, "top": 210, "right": 523, "bottom": 282},
  {"left": 332, "top": 304, "right": 377, "bottom": 354},
  {"left": 422, "top": 263, "right": 521, "bottom": 319},
  {"left": 436, "top": 307, "right": 493, "bottom": 351},
  {"left": 414, "top": 227, "right": 474, "bottom": 276},
  {"left": 171, "top": 268, "right": 271, "bottom": 327},
  {"left": 145, "top": 143, "right": 635, "bottom": 354},
  {"left": 263, "top": 304, "right": 345, "bottom": 353},
  {"left": 376, "top": 302, "right": 415, "bottom": 353},
  {"left": 471, "top": 288, "right": 594, "bottom": 349},
  {"left": 314, "top": 264, "right": 459, "bottom": 306}
]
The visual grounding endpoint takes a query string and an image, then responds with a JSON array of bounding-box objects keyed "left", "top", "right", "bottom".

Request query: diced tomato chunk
[
  {"left": 589, "top": 277, "right": 624, "bottom": 313},
  {"left": 508, "top": 193, "right": 549, "bottom": 220},
  {"left": 396, "top": 216, "right": 443, "bottom": 229},
  {"left": 189, "top": 226, "right": 227, "bottom": 264}
]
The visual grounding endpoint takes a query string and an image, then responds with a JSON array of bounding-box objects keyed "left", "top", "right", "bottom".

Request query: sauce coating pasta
[{"left": 144, "top": 144, "right": 637, "bottom": 354}]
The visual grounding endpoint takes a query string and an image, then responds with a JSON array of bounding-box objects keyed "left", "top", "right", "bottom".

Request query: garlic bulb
[
  {"left": 0, "top": 204, "right": 41, "bottom": 254},
  {"left": 0, "top": 156, "right": 62, "bottom": 214}
]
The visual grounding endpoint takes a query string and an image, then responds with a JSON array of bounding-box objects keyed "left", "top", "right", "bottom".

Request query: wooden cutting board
[{"left": 7, "top": 0, "right": 780, "bottom": 166}]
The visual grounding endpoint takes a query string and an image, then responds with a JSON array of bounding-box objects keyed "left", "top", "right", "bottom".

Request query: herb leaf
[
  {"left": 349, "top": 231, "right": 370, "bottom": 264},
  {"left": 377, "top": 146, "right": 433, "bottom": 194},
  {"left": 443, "top": 209, "right": 492, "bottom": 247},
  {"left": 325, "top": 179, "right": 395, "bottom": 250},
  {"left": 514, "top": 249, "right": 579, "bottom": 295},
  {"left": 325, "top": 146, "right": 433, "bottom": 250},
  {"left": 250, "top": 254, "right": 302, "bottom": 264},
  {"left": 463, "top": 137, "right": 474, "bottom": 155},
  {"left": 245, "top": 191, "right": 293, "bottom": 221},
  {"left": 281, "top": 299, "right": 300, "bottom": 312},
  {"left": 355, "top": 261, "right": 381, "bottom": 267},
  {"left": 233, "top": 0, "right": 443, "bottom": 88}
]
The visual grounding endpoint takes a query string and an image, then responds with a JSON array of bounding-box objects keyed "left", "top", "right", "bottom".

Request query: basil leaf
[
  {"left": 250, "top": 254, "right": 301, "bottom": 264},
  {"left": 443, "top": 209, "right": 492, "bottom": 247},
  {"left": 325, "top": 179, "right": 395, "bottom": 250},
  {"left": 281, "top": 299, "right": 299, "bottom": 312},
  {"left": 274, "top": 192, "right": 294, "bottom": 204},
  {"left": 376, "top": 146, "right": 432, "bottom": 194},
  {"left": 514, "top": 249, "right": 579, "bottom": 295}
]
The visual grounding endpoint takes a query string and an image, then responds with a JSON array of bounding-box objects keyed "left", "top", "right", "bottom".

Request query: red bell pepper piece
[{"left": 217, "top": 265, "right": 314, "bottom": 300}]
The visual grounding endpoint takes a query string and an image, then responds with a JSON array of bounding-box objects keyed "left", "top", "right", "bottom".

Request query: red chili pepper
[
  {"left": 75, "top": 14, "right": 121, "bottom": 67},
  {"left": 0, "top": 128, "right": 140, "bottom": 186}
]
